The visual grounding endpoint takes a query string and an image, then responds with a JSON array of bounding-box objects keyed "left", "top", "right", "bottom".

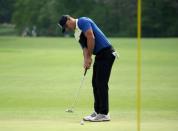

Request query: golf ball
[{"left": 80, "top": 120, "right": 84, "bottom": 125}]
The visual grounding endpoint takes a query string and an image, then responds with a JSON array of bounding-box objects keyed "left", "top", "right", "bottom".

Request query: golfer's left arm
[{"left": 84, "top": 29, "right": 95, "bottom": 69}]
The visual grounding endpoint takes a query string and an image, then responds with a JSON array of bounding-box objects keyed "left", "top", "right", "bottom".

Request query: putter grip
[{"left": 84, "top": 68, "right": 87, "bottom": 76}]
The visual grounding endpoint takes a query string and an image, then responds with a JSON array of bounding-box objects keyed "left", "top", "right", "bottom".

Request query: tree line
[{"left": 0, "top": 0, "right": 178, "bottom": 37}]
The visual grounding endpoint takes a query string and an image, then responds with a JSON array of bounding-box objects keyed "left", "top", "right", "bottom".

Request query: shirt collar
[{"left": 75, "top": 19, "right": 79, "bottom": 31}]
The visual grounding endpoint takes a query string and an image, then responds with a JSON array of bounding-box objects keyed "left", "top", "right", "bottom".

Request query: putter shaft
[{"left": 66, "top": 69, "right": 88, "bottom": 112}]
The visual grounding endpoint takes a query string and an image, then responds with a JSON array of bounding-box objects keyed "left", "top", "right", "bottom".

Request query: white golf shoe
[
  {"left": 83, "top": 112, "right": 97, "bottom": 121},
  {"left": 89, "top": 114, "right": 110, "bottom": 122}
]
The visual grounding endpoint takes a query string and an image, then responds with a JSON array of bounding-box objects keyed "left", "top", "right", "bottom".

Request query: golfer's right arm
[
  {"left": 83, "top": 48, "right": 92, "bottom": 69},
  {"left": 83, "top": 29, "right": 95, "bottom": 69}
]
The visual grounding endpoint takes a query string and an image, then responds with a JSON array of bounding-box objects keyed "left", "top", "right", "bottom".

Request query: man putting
[{"left": 58, "top": 15, "right": 116, "bottom": 122}]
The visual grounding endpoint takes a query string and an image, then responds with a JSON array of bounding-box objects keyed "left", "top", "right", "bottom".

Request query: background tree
[
  {"left": 0, "top": 0, "right": 177, "bottom": 37},
  {"left": 0, "top": 0, "right": 15, "bottom": 23}
]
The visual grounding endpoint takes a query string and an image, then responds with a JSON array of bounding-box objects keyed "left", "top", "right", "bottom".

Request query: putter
[{"left": 65, "top": 68, "right": 88, "bottom": 113}]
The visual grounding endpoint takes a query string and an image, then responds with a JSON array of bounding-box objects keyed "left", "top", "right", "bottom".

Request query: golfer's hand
[{"left": 84, "top": 57, "right": 92, "bottom": 69}]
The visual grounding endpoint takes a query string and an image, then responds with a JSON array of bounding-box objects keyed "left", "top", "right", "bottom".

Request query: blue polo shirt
[{"left": 77, "top": 17, "right": 111, "bottom": 55}]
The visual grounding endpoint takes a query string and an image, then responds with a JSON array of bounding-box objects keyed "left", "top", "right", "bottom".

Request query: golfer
[{"left": 58, "top": 15, "right": 116, "bottom": 122}]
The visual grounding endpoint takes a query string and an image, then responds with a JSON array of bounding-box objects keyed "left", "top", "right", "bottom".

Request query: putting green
[{"left": 0, "top": 37, "right": 178, "bottom": 131}]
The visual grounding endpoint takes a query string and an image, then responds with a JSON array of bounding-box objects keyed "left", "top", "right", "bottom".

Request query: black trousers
[{"left": 92, "top": 47, "right": 115, "bottom": 115}]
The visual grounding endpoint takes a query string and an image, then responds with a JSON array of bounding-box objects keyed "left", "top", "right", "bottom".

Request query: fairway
[{"left": 0, "top": 37, "right": 178, "bottom": 131}]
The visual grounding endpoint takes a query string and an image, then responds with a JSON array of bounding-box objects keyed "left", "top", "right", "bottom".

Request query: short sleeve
[{"left": 78, "top": 18, "right": 92, "bottom": 33}]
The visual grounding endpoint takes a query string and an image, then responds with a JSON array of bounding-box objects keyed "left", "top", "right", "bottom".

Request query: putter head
[{"left": 65, "top": 108, "right": 74, "bottom": 113}]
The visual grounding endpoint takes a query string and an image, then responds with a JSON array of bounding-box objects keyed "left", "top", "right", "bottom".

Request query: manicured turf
[{"left": 0, "top": 37, "right": 178, "bottom": 131}]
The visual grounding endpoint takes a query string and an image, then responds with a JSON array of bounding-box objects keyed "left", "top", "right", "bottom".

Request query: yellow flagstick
[{"left": 137, "top": 0, "right": 141, "bottom": 131}]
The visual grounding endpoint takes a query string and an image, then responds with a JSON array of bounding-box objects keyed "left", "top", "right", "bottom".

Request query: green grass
[
  {"left": 0, "top": 37, "right": 178, "bottom": 131},
  {"left": 0, "top": 24, "right": 16, "bottom": 36}
]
